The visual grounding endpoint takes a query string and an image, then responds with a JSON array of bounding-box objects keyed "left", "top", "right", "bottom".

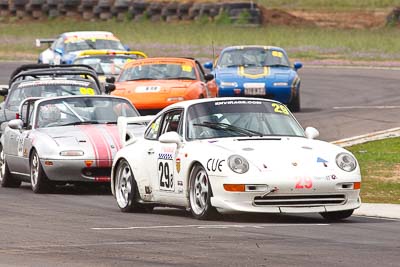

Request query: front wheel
[
  {"left": 0, "top": 145, "right": 21, "bottom": 188},
  {"left": 320, "top": 209, "right": 354, "bottom": 221},
  {"left": 115, "top": 159, "right": 148, "bottom": 212},
  {"left": 189, "top": 164, "right": 218, "bottom": 220},
  {"left": 30, "top": 150, "right": 53, "bottom": 193}
]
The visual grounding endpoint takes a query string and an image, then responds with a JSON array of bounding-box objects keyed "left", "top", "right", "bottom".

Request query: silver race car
[{"left": 0, "top": 95, "right": 146, "bottom": 193}]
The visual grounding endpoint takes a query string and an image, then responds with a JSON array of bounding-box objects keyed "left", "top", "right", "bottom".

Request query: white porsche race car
[{"left": 111, "top": 97, "right": 361, "bottom": 220}]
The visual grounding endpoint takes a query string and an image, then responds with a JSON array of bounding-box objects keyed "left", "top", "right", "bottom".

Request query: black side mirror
[
  {"left": 204, "top": 73, "right": 214, "bottom": 81},
  {"left": 105, "top": 76, "right": 115, "bottom": 84},
  {"left": 0, "top": 87, "right": 9, "bottom": 96},
  {"left": 104, "top": 83, "right": 116, "bottom": 94}
]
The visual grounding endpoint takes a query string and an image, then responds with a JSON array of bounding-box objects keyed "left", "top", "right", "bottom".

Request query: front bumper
[
  {"left": 218, "top": 85, "right": 293, "bottom": 104},
  {"left": 41, "top": 158, "right": 111, "bottom": 182},
  {"left": 209, "top": 175, "right": 361, "bottom": 214}
]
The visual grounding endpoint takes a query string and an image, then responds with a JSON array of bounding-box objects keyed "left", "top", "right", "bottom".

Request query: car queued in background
[
  {"left": 0, "top": 64, "right": 113, "bottom": 136},
  {"left": 110, "top": 57, "right": 216, "bottom": 115},
  {"left": 36, "top": 31, "right": 129, "bottom": 65},
  {"left": 72, "top": 50, "right": 147, "bottom": 82},
  {"left": 204, "top": 45, "right": 303, "bottom": 112},
  {"left": 0, "top": 95, "right": 145, "bottom": 193},
  {"left": 111, "top": 97, "right": 361, "bottom": 220}
]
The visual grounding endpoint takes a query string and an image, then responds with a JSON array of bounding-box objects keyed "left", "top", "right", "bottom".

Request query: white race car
[{"left": 111, "top": 98, "right": 361, "bottom": 220}]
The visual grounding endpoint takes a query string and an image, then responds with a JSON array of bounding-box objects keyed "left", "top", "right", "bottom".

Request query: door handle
[{"left": 147, "top": 148, "right": 154, "bottom": 155}]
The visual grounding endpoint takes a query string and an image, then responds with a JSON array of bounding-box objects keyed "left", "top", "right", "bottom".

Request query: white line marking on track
[
  {"left": 91, "top": 223, "right": 329, "bottom": 231},
  {"left": 333, "top": 106, "right": 400, "bottom": 109}
]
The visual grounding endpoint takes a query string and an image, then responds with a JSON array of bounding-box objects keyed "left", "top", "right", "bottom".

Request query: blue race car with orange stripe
[
  {"left": 0, "top": 95, "right": 151, "bottom": 193},
  {"left": 204, "top": 46, "right": 303, "bottom": 112}
]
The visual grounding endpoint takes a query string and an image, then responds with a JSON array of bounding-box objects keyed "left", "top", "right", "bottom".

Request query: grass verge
[
  {"left": 347, "top": 137, "right": 400, "bottom": 204},
  {"left": 0, "top": 19, "right": 400, "bottom": 62}
]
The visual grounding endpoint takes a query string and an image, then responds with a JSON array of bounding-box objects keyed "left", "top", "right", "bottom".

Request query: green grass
[
  {"left": 257, "top": 0, "right": 399, "bottom": 10},
  {"left": 0, "top": 19, "right": 400, "bottom": 62},
  {"left": 347, "top": 137, "right": 400, "bottom": 204}
]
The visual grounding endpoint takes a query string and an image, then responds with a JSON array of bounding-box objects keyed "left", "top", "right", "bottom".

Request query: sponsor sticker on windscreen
[
  {"left": 272, "top": 51, "right": 283, "bottom": 58},
  {"left": 182, "top": 65, "right": 192, "bottom": 72},
  {"left": 79, "top": 87, "right": 95, "bottom": 95}
]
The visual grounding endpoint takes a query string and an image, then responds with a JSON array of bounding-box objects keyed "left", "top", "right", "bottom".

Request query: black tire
[
  {"left": 288, "top": 93, "right": 300, "bottom": 112},
  {"left": 30, "top": 149, "right": 53, "bottom": 193},
  {"left": 114, "top": 159, "right": 150, "bottom": 212},
  {"left": 320, "top": 209, "right": 354, "bottom": 221},
  {"left": 188, "top": 164, "right": 218, "bottom": 220},
  {"left": 0, "top": 145, "right": 21, "bottom": 188}
]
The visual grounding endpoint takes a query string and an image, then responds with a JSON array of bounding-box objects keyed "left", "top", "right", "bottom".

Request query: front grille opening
[
  {"left": 82, "top": 167, "right": 111, "bottom": 178},
  {"left": 254, "top": 194, "right": 346, "bottom": 206}
]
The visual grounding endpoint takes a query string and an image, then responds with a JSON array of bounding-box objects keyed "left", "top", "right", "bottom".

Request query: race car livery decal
[
  {"left": 102, "top": 125, "right": 122, "bottom": 151},
  {"left": 158, "top": 153, "right": 174, "bottom": 191},
  {"left": 79, "top": 125, "right": 113, "bottom": 167},
  {"left": 17, "top": 136, "right": 24, "bottom": 157},
  {"left": 317, "top": 157, "right": 328, "bottom": 167},
  {"left": 295, "top": 177, "right": 313, "bottom": 189},
  {"left": 19, "top": 80, "right": 91, "bottom": 88},
  {"left": 176, "top": 158, "right": 181, "bottom": 173},
  {"left": 238, "top": 66, "right": 270, "bottom": 79},
  {"left": 271, "top": 103, "right": 289, "bottom": 115},
  {"left": 207, "top": 158, "right": 225, "bottom": 172},
  {"left": 79, "top": 88, "right": 95, "bottom": 95},
  {"left": 215, "top": 100, "right": 262, "bottom": 106},
  {"left": 272, "top": 51, "right": 283, "bottom": 58},
  {"left": 182, "top": 65, "right": 193, "bottom": 72}
]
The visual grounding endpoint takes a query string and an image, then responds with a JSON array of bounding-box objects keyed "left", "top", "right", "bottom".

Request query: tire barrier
[{"left": 0, "top": 0, "right": 263, "bottom": 25}]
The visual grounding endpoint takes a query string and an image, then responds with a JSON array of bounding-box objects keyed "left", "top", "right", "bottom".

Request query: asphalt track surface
[{"left": 0, "top": 62, "right": 399, "bottom": 266}]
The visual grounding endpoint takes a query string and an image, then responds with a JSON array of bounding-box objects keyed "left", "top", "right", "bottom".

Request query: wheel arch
[
  {"left": 185, "top": 160, "right": 211, "bottom": 198},
  {"left": 111, "top": 156, "right": 129, "bottom": 196}
]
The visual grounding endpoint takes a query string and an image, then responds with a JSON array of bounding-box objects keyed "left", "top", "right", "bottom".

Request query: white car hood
[{"left": 204, "top": 137, "right": 341, "bottom": 172}]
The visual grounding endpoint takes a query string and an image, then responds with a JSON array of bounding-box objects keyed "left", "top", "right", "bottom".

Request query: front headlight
[
  {"left": 220, "top": 81, "right": 238, "bottom": 88},
  {"left": 60, "top": 150, "right": 84, "bottom": 156},
  {"left": 228, "top": 155, "right": 249, "bottom": 174},
  {"left": 336, "top": 152, "right": 357, "bottom": 172}
]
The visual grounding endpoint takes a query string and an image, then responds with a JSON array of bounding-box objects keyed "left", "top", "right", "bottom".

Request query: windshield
[
  {"left": 36, "top": 97, "right": 139, "bottom": 128},
  {"left": 118, "top": 63, "right": 197, "bottom": 81},
  {"left": 74, "top": 56, "right": 136, "bottom": 76},
  {"left": 186, "top": 100, "right": 304, "bottom": 140},
  {"left": 64, "top": 39, "right": 125, "bottom": 53},
  {"left": 5, "top": 80, "right": 99, "bottom": 111},
  {"left": 217, "top": 48, "right": 290, "bottom": 68}
]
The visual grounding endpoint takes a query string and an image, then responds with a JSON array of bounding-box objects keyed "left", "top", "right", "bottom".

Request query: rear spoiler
[
  {"left": 35, "top": 38, "right": 56, "bottom": 47},
  {"left": 117, "top": 115, "right": 154, "bottom": 147},
  {"left": 77, "top": 50, "right": 148, "bottom": 59}
]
